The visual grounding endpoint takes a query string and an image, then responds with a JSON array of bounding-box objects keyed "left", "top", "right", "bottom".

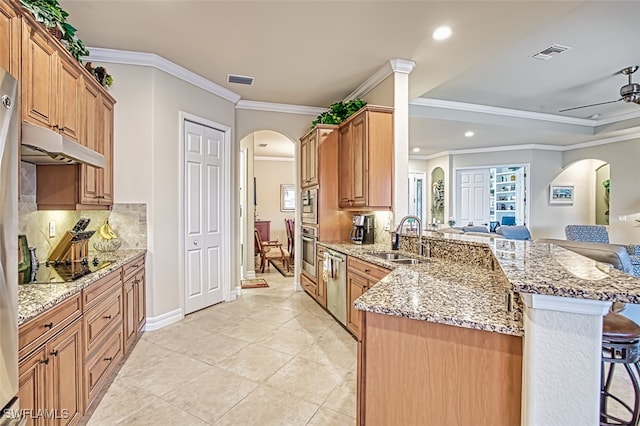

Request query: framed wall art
[{"left": 549, "top": 185, "right": 574, "bottom": 205}]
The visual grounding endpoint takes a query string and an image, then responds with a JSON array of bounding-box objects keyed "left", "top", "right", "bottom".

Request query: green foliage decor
[
  {"left": 311, "top": 99, "right": 367, "bottom": 127},
  {"left": 20, "top": 0, "right": 90, "bottom": 62}
]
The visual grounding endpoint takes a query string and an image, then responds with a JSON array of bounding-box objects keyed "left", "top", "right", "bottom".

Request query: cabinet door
[
  {"left": 57, "top": 56, "right": 83, "bottom": 142},
  {"left": 316, "top": 255, "right": 326, "bottom": 307},
  {"left": 347, "top": 272, "right": 368, "bottom": 338},
  {"left": 18, "top": 348, "right": 47, "bottom": 426},
  {"left": 350, "top": 112, "right": 367, "bottom": 207},
  {"left": 99, "top": 96, "right": 114, "bottom": 204},
  {"left": 79, "top": 81, "right": 101, "bottom": 204},
  {"left": 305, "top": 130, "right": 318, "bottom": 187},
  {"left": 0, "top": 0, "right": 20, "bottom": 78},
  {"left": 300, "top": 135, "right": 309, "bottom": 187},
  {"left": 338, "top": 124, "right": 352, "bottom": 207},
  {"left": 123, "top": 275, "right": 136, "bottom": 352},
  {"left": 22, "top": 21, "right": 58, "bottom": 129},
  {"left": 135, "top": 270, "right": 146, "bottom": 332},
  {"left": 47, "top": 321, "right": 83, "bottom": 426}
]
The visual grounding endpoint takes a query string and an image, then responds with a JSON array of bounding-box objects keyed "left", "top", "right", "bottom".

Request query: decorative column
[{"left": 520, "top": 293, "right": 610, "bottom": 426}]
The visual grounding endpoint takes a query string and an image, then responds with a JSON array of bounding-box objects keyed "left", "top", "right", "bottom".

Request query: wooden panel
[
  {"left": 361, "top": 312, "right": 522, "bottom": 425},
  {"left": 316, "top": 255, "right": 326, "bottom": 307},
  {"left": 48, "top": 320, "right": 83, "bottom": 425},
  {"left": 82, "top": 269, "right": 121, "bottom": 311},
  {"left": 122, "top": 254, "right": 145, "bottom": 280},
  {"left": 19, "top": 293, "right": 81, "bottom": 360},
  {"left": 18, "top": 347, "right": 47, "bottom": 426},
  {"left": 135, "top": 270, "right": 146, "bottom": 332},
  {"left": 99, "top": 96, "right": 114, "bottom": 204},
  {"left": 347, "top": 256, "right": 390, "bottom": 282},
  {"left": 84, "top": 327, "right": 123, "bottom": 408},
  {"left": 367, "top": 110, "right": 393, "bottom": 208},
  {"left": 350, "top": 112, "right": 367, "bottom": 207},
  {"left": 122, "top": 274, "right": 136, "bottom": 352},
  {"left": 83, "top": 287, "right": 122, "bottom": 354},
  {"left": 36, "top": 165, "right": 79, "bottom": 208},
  {"left": 300, "top": 271, "right": 317, "bottom": 297},
  {"left": 79, "top": 80, "right": 101, "bottom": 204},
  {"left": 0, "top": 0, "right": 20, "bottom": 78},
  {"left": 57, "top": 55, "right": 83, "bottom": 142},
  {"left": 347, "top": 272, "right": 367, "bottom": 338},
  {"left": 337, "top": 124, "right": 352, "bottom": 207}
]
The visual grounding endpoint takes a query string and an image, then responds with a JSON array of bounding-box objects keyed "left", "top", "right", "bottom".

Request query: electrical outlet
[
  {"left": 384, "top": 219, "right": 391, "bottom": 231},
  {"left": 48, "top": 221, "right": 55, "bottom": 238},
  {"left": 618, "top": 215, "right": 627, "bottom": 222}
]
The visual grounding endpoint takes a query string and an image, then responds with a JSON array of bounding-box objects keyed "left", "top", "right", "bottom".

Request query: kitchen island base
[{"left": 357, "top": 311, "right": 522, "bottom": 425}]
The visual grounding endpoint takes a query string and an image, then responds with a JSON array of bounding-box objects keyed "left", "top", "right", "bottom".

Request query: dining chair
[{"left": 255, "top": 228, "right": 290, "bottom": 273}]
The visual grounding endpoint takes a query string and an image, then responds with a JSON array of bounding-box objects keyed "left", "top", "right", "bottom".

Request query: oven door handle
[{"left": 301, "top": 235, "right": 315, "bottom": 243}]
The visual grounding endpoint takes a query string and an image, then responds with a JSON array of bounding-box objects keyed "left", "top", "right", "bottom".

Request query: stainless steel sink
[
  {"left": 389, "top": 258, "right": 426, "bottom": 265},
  {"left": 368, "top": 252, "right": 407, "bottom": 260}
]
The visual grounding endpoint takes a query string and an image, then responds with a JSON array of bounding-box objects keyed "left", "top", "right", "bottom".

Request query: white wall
[
  {"left": 253, "top": 158, "right": 295, "bottom": 243},
  {"left": 104, "top": 62, "right": 236, "bottom": 319}
]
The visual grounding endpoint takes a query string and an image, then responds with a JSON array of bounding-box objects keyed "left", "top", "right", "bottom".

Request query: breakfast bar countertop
[
  {"left": 18, "top": 249, "right": 146, "bottom": 325},
  {"left": 318, "top": 242, "right": 523, "bottom": 336}
]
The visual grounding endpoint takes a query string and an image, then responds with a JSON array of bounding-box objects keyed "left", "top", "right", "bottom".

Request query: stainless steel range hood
[{"left": 20, "top": 122, "right": 105, "bottom": 168}]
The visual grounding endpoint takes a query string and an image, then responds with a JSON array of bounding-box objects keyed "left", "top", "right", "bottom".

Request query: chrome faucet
[{"left": 393, "top": 215, "right": 427, "bottom": 256}]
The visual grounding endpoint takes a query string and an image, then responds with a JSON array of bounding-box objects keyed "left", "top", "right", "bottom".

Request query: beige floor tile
[
  {"left": 246, "top": 306, "right": 300, "bottom": 328},
  {"left": 297, "top": 335, "right": 357, "bottom": 371},
  {"left": 116, "top": 340, "right": 179, "bottom": 378},
  {"left": 258, "top": 328, "right": 317, "bottom": 355},
  {"left": 142, "top": 321, "right": 214, "bottom": 354},
  {"left": 322, "top": 374, "right": 357, "bottom": 418},
  {"left": 85, "top": 381, "right": 160, "bottom": 425},
  {"left": 161, "top": 366, "right": 258, "bottom": 423},
  {"left": 266, "top": 357, "right": 347, "bottom": 405},
  {"left": 219, "top": 317, "right": 281, "bottom": 343},
  {"left": 181, "top": 332, "right": 249, "bottom": 365},
  {"left": 307, "top": 407, "right": 356, "bottom": 426},
  {"left": 115, "top": 397, "right": 210, "bottom": 425},
  {"left": 217, "top": 343, "right": 294, "bottom": 382},
  {"left": 278, "top": 311, "right": 336, "bottom": 335},
  {"left": 215, "top": 384, "right": 319, "bottom": 426}
]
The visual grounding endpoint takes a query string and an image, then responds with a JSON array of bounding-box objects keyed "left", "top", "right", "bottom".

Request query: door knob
[{"left": 193, "top": 241, "right": 198, "bottom": 246}]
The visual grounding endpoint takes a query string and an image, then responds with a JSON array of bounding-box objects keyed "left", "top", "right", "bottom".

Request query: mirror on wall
[{"left": 431, "top": 167, "right": 445, "bottom": 224}]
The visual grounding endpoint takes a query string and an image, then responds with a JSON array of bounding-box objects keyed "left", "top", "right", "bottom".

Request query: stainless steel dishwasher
[{"left": 324, "top": 249, "right": 347, "bottom": 327}]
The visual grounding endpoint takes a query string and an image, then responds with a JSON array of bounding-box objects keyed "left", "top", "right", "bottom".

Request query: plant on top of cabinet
[
  {"left": 311, "top": 98, "right": 367, "bottom": 127},
  {"left": 20, "top": 0, "right": 89, "bottom": 61},
  {"left": 85, "top": 62, "right": 114, "bottom": 88}
]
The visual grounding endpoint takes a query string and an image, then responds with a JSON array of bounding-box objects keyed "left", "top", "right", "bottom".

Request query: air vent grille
[
  {"left": 227, "top": 74, "right": 255, "bottom": 85},
  {"left": 531, "top": 44, "right": 571, "bottom": 61}
]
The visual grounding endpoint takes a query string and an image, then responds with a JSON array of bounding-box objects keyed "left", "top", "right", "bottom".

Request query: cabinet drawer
[
  {"left": 84, "top": 287, "right": 122, "bottom": 354},
  {"left": 317, "top": 245, "right": 327, "bottom": 258},
  {"left": 122, "top": 255, "right": 145, "bottom": 281},
  {"left": 300, "top": 272, "right": 317, "bottom": 296},
  {"left": 348, "top": 256, "right": 390, "bottom": 282},
  {"left": 19, "top": 293, "right": 81, "bottom": 360},
  {"left": 85, "top": 327, "right": 123, "bottom": 407},
  {"left": 83, "top": 268, "right": 121, "bottom": 310}
]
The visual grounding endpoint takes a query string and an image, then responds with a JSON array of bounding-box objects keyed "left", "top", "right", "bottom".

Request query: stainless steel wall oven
[
  {"left": 301, "top": 225, "right": 317, "bottom": 277},
  {"left": 301, "top": 187, "right": 318, "bottom": 225}
]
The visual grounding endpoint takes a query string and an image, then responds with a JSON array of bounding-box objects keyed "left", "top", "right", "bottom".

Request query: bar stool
[{"left": 601, "top": 312, "right": 640, "bottom": 425}]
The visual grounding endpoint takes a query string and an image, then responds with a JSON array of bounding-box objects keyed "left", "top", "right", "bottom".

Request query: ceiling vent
[
  {"left": 227, "top": 74, "right": 255, "bottom": 85},
  {"left": 531, "top": 44, "right": 571, "bottom": 61},
  {"left": 257, "top": 143, "right": 268, "bottom": 148}
]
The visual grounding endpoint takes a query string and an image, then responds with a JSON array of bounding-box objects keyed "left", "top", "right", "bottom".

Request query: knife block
[{"left": 48, "top": 232, "right": 89, "bottom": 262}]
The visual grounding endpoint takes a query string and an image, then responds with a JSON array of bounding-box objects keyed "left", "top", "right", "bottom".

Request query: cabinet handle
[
  {"left": 132, "top": 264, "right": 140, "bottom": 268},
  {"left": 40, "top": 358, "right": 49, "bottom": 365},
  {"left": 364, "top": 269, "right": 371, "bottom": 273},
  {"left": 103, "top": 315, "right": 112, "bottom": 320},
  {"left": 50, "top": 350, "right": 58, "bottom": 357},
  {"left": 43, "top": 322, "right": 53, "bottom": 329},
  {"left": 104, "top": 357, "right": 113, "bottom": 362},
  {"left": 52, "top": 124, "right": 59, "bottom": 130}
]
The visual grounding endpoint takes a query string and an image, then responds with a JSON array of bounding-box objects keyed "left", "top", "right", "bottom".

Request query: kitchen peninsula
[{"left": 322, "top": 233, "right": 640, "bottom": 426}]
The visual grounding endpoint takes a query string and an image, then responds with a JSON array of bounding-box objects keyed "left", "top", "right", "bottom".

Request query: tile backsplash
[{"left": 19, "top": 162, "right": 147, "bottom": 259}]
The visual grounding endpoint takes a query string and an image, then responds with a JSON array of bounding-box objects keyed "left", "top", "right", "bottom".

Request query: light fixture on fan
[{"left": 560, "top": 65, "right": 640, "bottom": 112}]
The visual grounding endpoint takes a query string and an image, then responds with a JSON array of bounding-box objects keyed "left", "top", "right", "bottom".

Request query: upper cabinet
[
  {"left": 338, "top": 105, "right": 393, "bottom": 210},
  {"left": 300, "top": 129, "right": 318, "bottom": 188},
  {"left": 0, "top": 0, "right": 20, "bottom": 78}
]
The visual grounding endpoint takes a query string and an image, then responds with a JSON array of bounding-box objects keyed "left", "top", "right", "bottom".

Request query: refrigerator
[{"left": 0, "top": 66, "right": 19, "bottom": 418}]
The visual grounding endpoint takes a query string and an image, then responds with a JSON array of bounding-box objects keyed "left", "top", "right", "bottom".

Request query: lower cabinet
[
  {"left": 18, "top": 253, "right": 146, "bottom": 424},
  {"left": 18, "top": 319, "right": 83, "bottom": 426},
  {"left": 346, "top": 257, "right": 390, "bottom": 339}
]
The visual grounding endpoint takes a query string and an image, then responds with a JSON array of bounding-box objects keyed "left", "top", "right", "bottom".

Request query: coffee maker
[{"left": 350, "top": 214, "right": 375, "bottom": 245}]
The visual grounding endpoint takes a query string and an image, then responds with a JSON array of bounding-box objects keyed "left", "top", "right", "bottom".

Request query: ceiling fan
[{"left": 559, "top": 65, "right": 640, "bottom": 113}]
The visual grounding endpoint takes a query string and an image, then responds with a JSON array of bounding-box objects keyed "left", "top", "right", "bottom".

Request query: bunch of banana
[{"left": 98, "top": 219, "right": 118, "bottom": 240}]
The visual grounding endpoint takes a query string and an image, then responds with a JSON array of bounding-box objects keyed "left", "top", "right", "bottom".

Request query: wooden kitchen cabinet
[
  {"left": 338, "top": 106, "right": 393, "bottom": 210},
  {"left": 19, "top": 320, "right": 84, "bottom": 426},
  {"left": 56, "top": 54, "right": 83, "bottom": 142},
  {"left": 300, "top": 128, "right": 318, "bottom": 188},
  {"left": 123, "top": 255, "right": 146, "bottom": 353},
  {"left": 316, "top": 245, "right": 327, "bottom": 307},
  {"left": 346, "top": 256, "right": 390, "bottom": 339},
  {"left": 0, "top": 0, "right": 20, "bottom": 78}
]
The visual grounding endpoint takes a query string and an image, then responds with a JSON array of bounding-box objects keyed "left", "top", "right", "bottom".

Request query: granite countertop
[
  {"left": 18, "top": 249, "right": 146, "bottom": 325},
  {"left": 318, "top": 241, "right": 523, "bottom": 336}
]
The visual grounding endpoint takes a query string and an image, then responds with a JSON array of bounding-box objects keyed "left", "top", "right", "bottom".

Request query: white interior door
[
  {"left": 184, "top": 120, "right": 224, "bottom": 314},
  {"left": 457, "top": 169, "right": 490, "bottom": 226}
]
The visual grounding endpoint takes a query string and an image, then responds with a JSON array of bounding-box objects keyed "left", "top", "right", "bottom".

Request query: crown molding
[
  {"left": 594, "top": 109, "right": 640, "bottom": 126},
  {"left": 85, "top": 47, "right": 241, "bottom": 103},
  {"left": 409, "top": 131, "right": 640, "bottom": 160},
  {"left": 253, "top": 156, "right": 294, "bottom": 162},
  {"left": 390, "top": 59, "right": 416, "bottom": 74},
  {"left": 236, "top": 100, "right": 325, "bottom": 116},
  {"left": 410, "top": 98, "right": 594, "bottom": 127}
]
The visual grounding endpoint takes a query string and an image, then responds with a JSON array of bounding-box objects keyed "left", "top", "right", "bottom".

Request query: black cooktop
[{"left": 20, "top": 258, "right": 112, "bottom": 284}]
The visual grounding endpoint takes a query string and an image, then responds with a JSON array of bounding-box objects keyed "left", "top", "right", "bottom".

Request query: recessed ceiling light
[
  {"left": 433, "top": 26, "right": 452, "bottom": 41},
  {"left": 464, "top": 131, "right": 474, "bottom": 138},
  {"left": 412, "top": 147, "right": 421, "bottom": 153}
]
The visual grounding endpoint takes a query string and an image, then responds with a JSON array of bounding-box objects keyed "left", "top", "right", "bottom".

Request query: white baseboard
[
  {"left": 231, "top": 286, "right": 241, "bottom": 299},
  {"left": 143, "top": 308, "right": 183, "bottom": 331},
  {"left": 245, "top": 270, "right": 256, "bottom": 279}
]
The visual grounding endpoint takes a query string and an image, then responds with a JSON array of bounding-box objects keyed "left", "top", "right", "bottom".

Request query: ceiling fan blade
[{"left": 559, "top": 99, "right": 621, "bottom": 112}]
